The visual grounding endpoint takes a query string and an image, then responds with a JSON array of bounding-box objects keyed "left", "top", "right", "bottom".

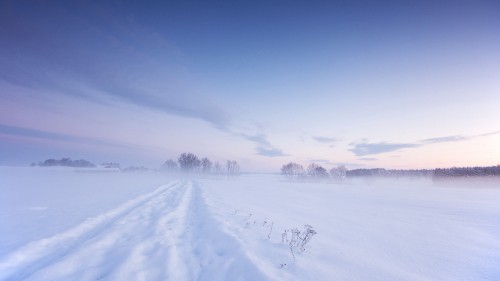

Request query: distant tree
[
  {"left": 315, "top": 166, "right": 328, "bottom": 177},
  {"left": 307, "top": 163, "right": 319, "bottom": 176},
  {"left": 178, "top": 152, "right": 200, "bottom": 173},
  {"left": 201, "top": 157, "right": 212, "bottom": 174},
  {"left": 214, "top": 161, "right": 223, "bottom": 175},
  {"left": 226, "top": 160, "right": 240, "bottom": 176},
  {"left": 122, "top": 166, "right": 149, "bottom": 172},
  {"left": 161, "top": 159, "right": 178, "bottom": 173},
  {"left": 307, "top": 163, "right": 328, "bottom": 178},
  {"left": 346, "top": 168, "right": 387, "bottom": 177},
  {"left": 433, "top": 165, "right": 500, "bottom": 178},
  {"left": 330, "top": 165, "right": 347, "bottom": 180},
  {"left": 36, "top": 158, "right": 95, "bottom": 168},
  {"left": 346, "top": 168, "right": 434, "bottom": 178},
  {"left": 41, "top": 159, "right": 58, "bottom": 166},
  {"left": 72, "top": 159, "right": 96, "bottom": 167},
  {"left": 102, "top": 162, "right": 120, "bottom": 169},
  {"left": 61, "top": 158, "right": 71, "bottom": 166},
  {"left": 281, "top": 162, "right": 305, "bottom": 179}
]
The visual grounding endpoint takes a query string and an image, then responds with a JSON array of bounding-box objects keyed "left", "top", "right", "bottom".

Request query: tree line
[
  {"left": 281, "top": 162, "right": 500, "bottom": 179},
  {"left": 433, "top": 166, "right": 500, "bottom": 178},
  {"left": 346, "top": 168, "right": 433, "bottom": 178},
  {"left": 162, "top": 152, "right": 240, "bottom": 176},
  {"left": 32, "top": 158, "right": 96, "bottom": 168},
  {"left": 347, "top": 166, "right": 500, "bottom": 178},
  {"left": 280, "top": 162, "right": 347, "bottom": 180}
]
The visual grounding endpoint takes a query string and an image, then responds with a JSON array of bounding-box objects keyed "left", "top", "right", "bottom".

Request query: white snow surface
[{"left": 1, "top": 167, "right": 500, "bottom": 280}]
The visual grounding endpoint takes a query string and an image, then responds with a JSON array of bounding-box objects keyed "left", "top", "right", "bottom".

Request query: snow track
[{"left": 0, "top": 180, "right": 269, "bottom": 281}]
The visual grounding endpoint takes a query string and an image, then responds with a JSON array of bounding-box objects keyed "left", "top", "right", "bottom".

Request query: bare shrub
[{"left": 282, "top": 225, "right": 317, "bottom": 263}]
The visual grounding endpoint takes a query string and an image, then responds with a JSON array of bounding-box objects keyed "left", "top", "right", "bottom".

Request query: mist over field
[
  {"left": 2, "top": 0, "right": 500, "bottom": 280},
  {"left": 1, "top": 167, "right": 499, "bottom": 280}
]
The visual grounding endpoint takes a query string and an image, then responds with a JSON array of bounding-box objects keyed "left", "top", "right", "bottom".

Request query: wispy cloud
[
  {"left": 478, "top": 130, "right": 500, "bottom": 137},
  {"left": 358, "top": 157, "right": 377, "bottom": 161},
  {"left": 0, "top": 124, "right": 130, "bottom": 148},
  {"left": 349, "top": 130, "right": 500, "bottom": 156},
  {"left": 238, "top": 133, "right": 287, "bottom": 157},
  {"left": 241, "top": 134, "right": 271, "bottom": 146},
  {"left": 313, "top": 136, "right": 337, "bottom": 143},
  {"left": 333, "top": 162, "right": 367, "bottom": 168},
  {"left": 255, "top": 147, "right": 286, "bottom": 157},
  {"left": 109, "top": 88, "right": 232, "bottom": 131},
  {"left": 0, "top": 4, "right": 232, "bottom": 131},
  {"left": 349, "top": 141, "right": 419, "bottom": 156},
  {"left": 310, "top": 159, "right": 335, "bottom": 165},
  {"left": 420, "top": 135, "right": 468, "bottom": 144}
]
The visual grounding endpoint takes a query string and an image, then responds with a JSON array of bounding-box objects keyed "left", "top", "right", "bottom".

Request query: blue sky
[{"left": 1, "top": 0, "right": 499, "bottom": 172}]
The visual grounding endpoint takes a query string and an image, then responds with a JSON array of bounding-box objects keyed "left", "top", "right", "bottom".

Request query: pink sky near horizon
[{"left": 1, "top": 1, "right": 500, "bottom": 172}]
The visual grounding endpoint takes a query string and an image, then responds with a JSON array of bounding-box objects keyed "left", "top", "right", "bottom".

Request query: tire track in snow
[
  {"left": 111, "top": 179, "right": 194, "bottom": 281},
  {"left": 0, "top": 179, "right": 271, "bottom": 281},
  {"left": 27, "top": 180, "right": 189, "bottom": 281},
  {"left": 0, "top": 180, "right": 184, "bottom": 281},
  {"left": 175, "top": 181, "right": 270, "bottom": 281}
]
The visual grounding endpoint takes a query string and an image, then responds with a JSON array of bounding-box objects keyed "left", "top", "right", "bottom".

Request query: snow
[
  {"left": 1, "top": 167, "right": 500, "bottom": 280},
  {"left": 200, "top": 175, "right": 500, "bottom": 280},
  {"left": 0, "top": 167, "right": 172, "bottom": 257}
]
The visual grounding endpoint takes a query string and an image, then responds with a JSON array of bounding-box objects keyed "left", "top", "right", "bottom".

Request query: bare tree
[
  {"left": 178, "top": 152, "right": 201, "bottom": 173},
  {"left": 201, "top": 157, "right": 212, "bottom": 174},
  {"left": 281, "top": 162, "right": 305, "bottom": 179},
  {"left": 226, "top": 160, "right": 240, "bottom": 176},
  {"left": 214, "top": 161, "right": 223, "bottom": 175},
  {"left": 161, "top": 159, "right": 178, "bottom": 173},
  {"left": 37, "top": 158, "right": 95, "bottom": 168},
  {"left": 329, "top": 165, "right": 347, "bottom": 180},
  {"left": 102, "top": 162, "right": 120, "bottom": 169},
  {"left": 307, "top": 163, "right": 328, "bottom": 178}
]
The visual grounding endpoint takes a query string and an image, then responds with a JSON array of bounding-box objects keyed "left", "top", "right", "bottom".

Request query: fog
[
  {"left": 1, "top": 167, "right": 499, "bottom": 280},
  {"left": 0, "top": 166, "right": 172, "bottom": 256}
]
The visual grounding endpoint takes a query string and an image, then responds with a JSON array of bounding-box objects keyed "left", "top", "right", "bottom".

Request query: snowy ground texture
[{"left": 1, "top": 167, "right": 500, "bottom": 280}]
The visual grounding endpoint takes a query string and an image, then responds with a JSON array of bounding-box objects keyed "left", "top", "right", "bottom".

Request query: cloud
[
  {"left": 313, "top": 136, "right": 337, "bottom": 143},
  {"left": 238, "top": 133, "right": 287, "bottom": 157},
  {"left": 333, "top": 162, "right": 367, "bottom": 168},
  {"left": 1, "top": 3, "right": 294, "bottom": 157},
  {"left": 255, "top": 147, "right": 286, "bottom": 157},
  {"left": 419, "top": 130, "right": 500, "bottom": 145},
  {"left": 310, "top": 159, "right": 335, "bottom": 165},
  {"left": 107, "top": 87, "right": 232, "bottom": 131},
  {"left": 0, "top": 124, "right": 130, "bottom": 148},
  {"left": 358, "top": 157, "right": 377, "bottom": 161},
  {"left": 349, "top": 141, "right": 419, "bottom": 156},
  {"left": 478, "top": 130, "right": 500, "bottom": 137},
  {"left": 420, "top": 135, "right": 468, "bottom": 144},
  {"left": 0, "top": 3, "right": 232, "bottom": 131},
  {"left": 241, "top": 133, "right": 271, "bottom": 146},
  {"left": 349, "top": 129, "right": 500, "bottom": 156}
]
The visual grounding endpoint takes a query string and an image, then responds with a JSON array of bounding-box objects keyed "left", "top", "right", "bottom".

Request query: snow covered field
[{"left": 1, "top": 167, "right": 500, "bottom": 280}]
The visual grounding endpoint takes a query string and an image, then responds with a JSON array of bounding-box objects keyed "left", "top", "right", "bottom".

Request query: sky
[{"left": 1, "top": 0, "right": 499, "bottom": 172}]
